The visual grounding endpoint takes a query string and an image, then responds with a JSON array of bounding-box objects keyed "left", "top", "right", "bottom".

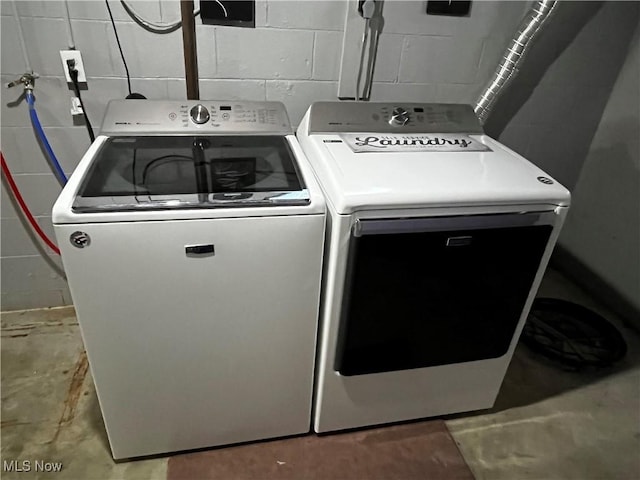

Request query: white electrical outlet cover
[
  {"left": 60, "top": 50, "right": 86, "bottom": 83},
  {"left": 70, "top": 97, "right": 84, "bottom": 116}
]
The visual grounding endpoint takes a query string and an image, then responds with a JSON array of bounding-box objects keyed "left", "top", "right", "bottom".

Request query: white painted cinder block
[
  {"left": 196, "top": 24, "right": 217, "bottom": 78},
  {"left": 1, "top": 77, "right": 71, "bottom": 129},
  {"left": 1, "top": 217, "right": 58, "bottom": 258},
  {"left": 0, "top": 1, "right": 12, "bottom": 16},
  {"left": 1, "top": 182, "right": 18, "bottom": 219},
  {"left": 81, "top": 78, "right": 170, "bottom": 132},
  {"left": 167, "top": 79, "right": 267, "bottom": 101},
  {"left": 42, "top": 127, "right": 94, "bottom": 173},
  {"left": 1, "top": 76, "right": 31, "bottom": 128},
  {"left": 398, "top": 35, "right": 484, "bottom": 85},
  {"left": 254, "top": 0, "right": 269, "bottom": 27},
  {"left": 369, "top": 82, "right": 437, "bottom": 103},
  {"left": 266, "top": 80, "right": 338, "bottom": 127},
  {"left": 370, "top": 34, "right": 404, "bottom": 82},
  {"left": 20, "top": 17, "right": 71, "bottom": 76},
  {"left": 67, "top": 0, "right": 161, "bottom": 23},
  {"left": 1, "top": 289, "right": 71, "bottom": 311},
  {"left": 217, "top": 28, "right": 314, "bottom": 80},
  {"left": 15, "top": 0, "right": 66, "bottom": 19},
  {"left": 380, "top": 0, "right": 527, "bottom": 38},
  {"left": 0, "top": 127, "right": 88, "bottom": 176},
  {"left": 312, "top": 31, "right": 342, "bottom": 81},
  {"left": 3, "top": 173, "right": 66, "bottom": 218},
  {"left": 1, "top": 16, "right": 27, "bottom": 75},
  {"left": 68, "top": 20, "right": 119, "bottom": 77},
  {"left": 159, "top": 0, "right": 187, "bottom": 24},
  {"left": 109, "top": 21, "right": 185, "bottom": 78},
  {"left": 338, "top": 30, "right": 405, "bottom": 90},
  {"left": 0, "top": 255, "right": 67, "bottom": 297},
  {"left": 266, "top": 0, "right": 346, "bottom": 31},
  {"left": 434, "top": 83, "right": 479, "bottom": 105}
]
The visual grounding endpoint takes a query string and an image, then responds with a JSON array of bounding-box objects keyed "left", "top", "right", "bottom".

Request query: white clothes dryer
[{"left": 296, "top": 102, "right": 570, "bottom": 433}]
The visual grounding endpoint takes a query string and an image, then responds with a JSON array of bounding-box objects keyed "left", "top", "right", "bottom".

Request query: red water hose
[{"left": 1, "top": 151, "right": 61, "bottom": 255}]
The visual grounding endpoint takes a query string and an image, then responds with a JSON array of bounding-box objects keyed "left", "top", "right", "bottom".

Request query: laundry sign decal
[{"left": 339, "top": 134, "right": 492, "bottom": 153}]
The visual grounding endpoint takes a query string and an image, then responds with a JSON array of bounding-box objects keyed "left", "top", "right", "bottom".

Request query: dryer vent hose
[{"left": 474, "top": 0, "right": 558, "bottom": 124}]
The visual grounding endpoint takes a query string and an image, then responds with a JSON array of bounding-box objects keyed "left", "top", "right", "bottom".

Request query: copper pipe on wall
[{"left": 180, "top": 0, "right": 199, "bottom": 99}]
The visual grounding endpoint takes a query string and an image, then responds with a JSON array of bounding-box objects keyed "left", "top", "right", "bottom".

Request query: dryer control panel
[
  {"left": 100, "top": 100, "right": 292, "bottom": 135},
  {"left": 307, "top": 102, "right": 484, "bottom": 134}
]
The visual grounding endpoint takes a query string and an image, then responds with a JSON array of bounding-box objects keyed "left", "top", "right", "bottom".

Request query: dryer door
[{"left": 335, "top": 212, "right": 554, "bottom": 376}]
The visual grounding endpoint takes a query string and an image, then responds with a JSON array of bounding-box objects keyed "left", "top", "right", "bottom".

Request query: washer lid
[{"left": 72, "top": 135, "right": 310, "bottom": 212}]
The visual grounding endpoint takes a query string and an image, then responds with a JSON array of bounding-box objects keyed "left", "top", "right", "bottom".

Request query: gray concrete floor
[
  {"left": 447, "top": 268, "right": 640, "bottom": 479},
  {"left": 1, "top": 268, "right": 639, "bottom": 479}
]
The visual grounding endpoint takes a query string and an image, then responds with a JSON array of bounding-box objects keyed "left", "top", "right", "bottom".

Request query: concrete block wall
[
  {"left": 1, "top": 0, "right": 637, "bottom": 311},
  {"left": 338, "top": 0, "right": 530, "bottom": 101}
]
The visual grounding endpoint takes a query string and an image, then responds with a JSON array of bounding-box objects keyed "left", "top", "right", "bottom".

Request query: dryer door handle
[
  {"left": 185, "top": 244, "right": 215, "bottom": 257},
  {"left": 353, "top": 211, "right": 555, "bottom": 237}
]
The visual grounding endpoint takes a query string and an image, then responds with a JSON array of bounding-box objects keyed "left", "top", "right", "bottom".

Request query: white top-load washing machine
[
  {"left": 52, "top": 100, "right": 325, "bottom": 459},
  {"left": 296, "top": 102, "right": 570, "bottom": 433}
]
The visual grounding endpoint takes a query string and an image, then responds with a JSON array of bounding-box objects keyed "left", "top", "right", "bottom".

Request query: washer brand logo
[
  {"left": 340, "top": 134, "right": 492, "bottom": 153},
  {"left": 70, "top": 231, "right": 91, "bottom": 248},
  {"left": 537, "top": 176, "right": 554, "bottom": 185}
]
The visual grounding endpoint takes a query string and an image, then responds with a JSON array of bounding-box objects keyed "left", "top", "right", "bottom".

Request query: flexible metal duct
[{"left": 475, "top": 0, "right": 558, "bottom": 124}]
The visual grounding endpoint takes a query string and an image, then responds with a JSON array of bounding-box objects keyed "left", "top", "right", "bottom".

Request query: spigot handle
[{"left": 6, "top": 73, "right": 38, "bottom": 90}]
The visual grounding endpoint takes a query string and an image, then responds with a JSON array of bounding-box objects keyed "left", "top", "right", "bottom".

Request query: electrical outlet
[
  {"left": 60, "top": 50, "right": 86, "bottom": 83},
  {"left": 70, "top": 97, "right": 83, "bottom": 116}
]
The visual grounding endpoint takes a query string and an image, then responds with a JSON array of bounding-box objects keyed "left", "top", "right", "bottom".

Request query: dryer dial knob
[
  {"left": 190, "top": 104, "right": 210, "bottom": 124},
  {"left": 389, "top": 107, "right": 410, "bottom": 126}
]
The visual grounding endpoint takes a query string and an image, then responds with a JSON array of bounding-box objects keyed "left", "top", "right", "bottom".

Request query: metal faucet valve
[{"left": 6, "top": 72, "right": 38, "bottom": 91}]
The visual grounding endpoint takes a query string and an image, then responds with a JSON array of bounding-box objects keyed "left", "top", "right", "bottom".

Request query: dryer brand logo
[
  {"left": 340, "top": 134, "right": 492, "bottom": 153},
  {"left": 70, "top": 231, "right": 91, "bottom": 248}
]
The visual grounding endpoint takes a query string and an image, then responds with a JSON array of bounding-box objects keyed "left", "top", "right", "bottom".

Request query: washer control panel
[
  {"left": 101, "top": 100, "right": 292, "bottom": 135},
  {"left": 307, "top": 102, "right": 483, "bottom": 134}
]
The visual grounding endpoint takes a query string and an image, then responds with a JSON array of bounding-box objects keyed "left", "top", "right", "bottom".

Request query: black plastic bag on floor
[{"left": 522, "top": 298, "right": 627, "bottom": 370}]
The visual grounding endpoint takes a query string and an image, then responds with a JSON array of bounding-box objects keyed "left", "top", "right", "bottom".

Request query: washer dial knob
[
  {"left": 389, "top": 107, "right": 410, "bottom": 126},
  {"left": 190, "top": 104, "right": 210, "bottom": 124}
]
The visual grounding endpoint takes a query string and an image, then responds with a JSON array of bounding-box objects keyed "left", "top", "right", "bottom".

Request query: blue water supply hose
[{"left": 26, "top": 90, "right": 67, "bottom": 185}]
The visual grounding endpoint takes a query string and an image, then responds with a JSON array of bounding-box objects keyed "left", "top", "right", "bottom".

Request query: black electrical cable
[
  {"left": 105, "top": 0, "right": 131, "bottom": 96},
  {"left": 68, "top": 63, "right": 95, "bottom": 143},
  {"left": 105, "top": 0, "right": 146, "bottom": 99}
]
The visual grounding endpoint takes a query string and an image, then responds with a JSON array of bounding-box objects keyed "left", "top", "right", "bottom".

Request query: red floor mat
[{"left": 167, "top": 420, "right": 474, "bottom": 480}]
